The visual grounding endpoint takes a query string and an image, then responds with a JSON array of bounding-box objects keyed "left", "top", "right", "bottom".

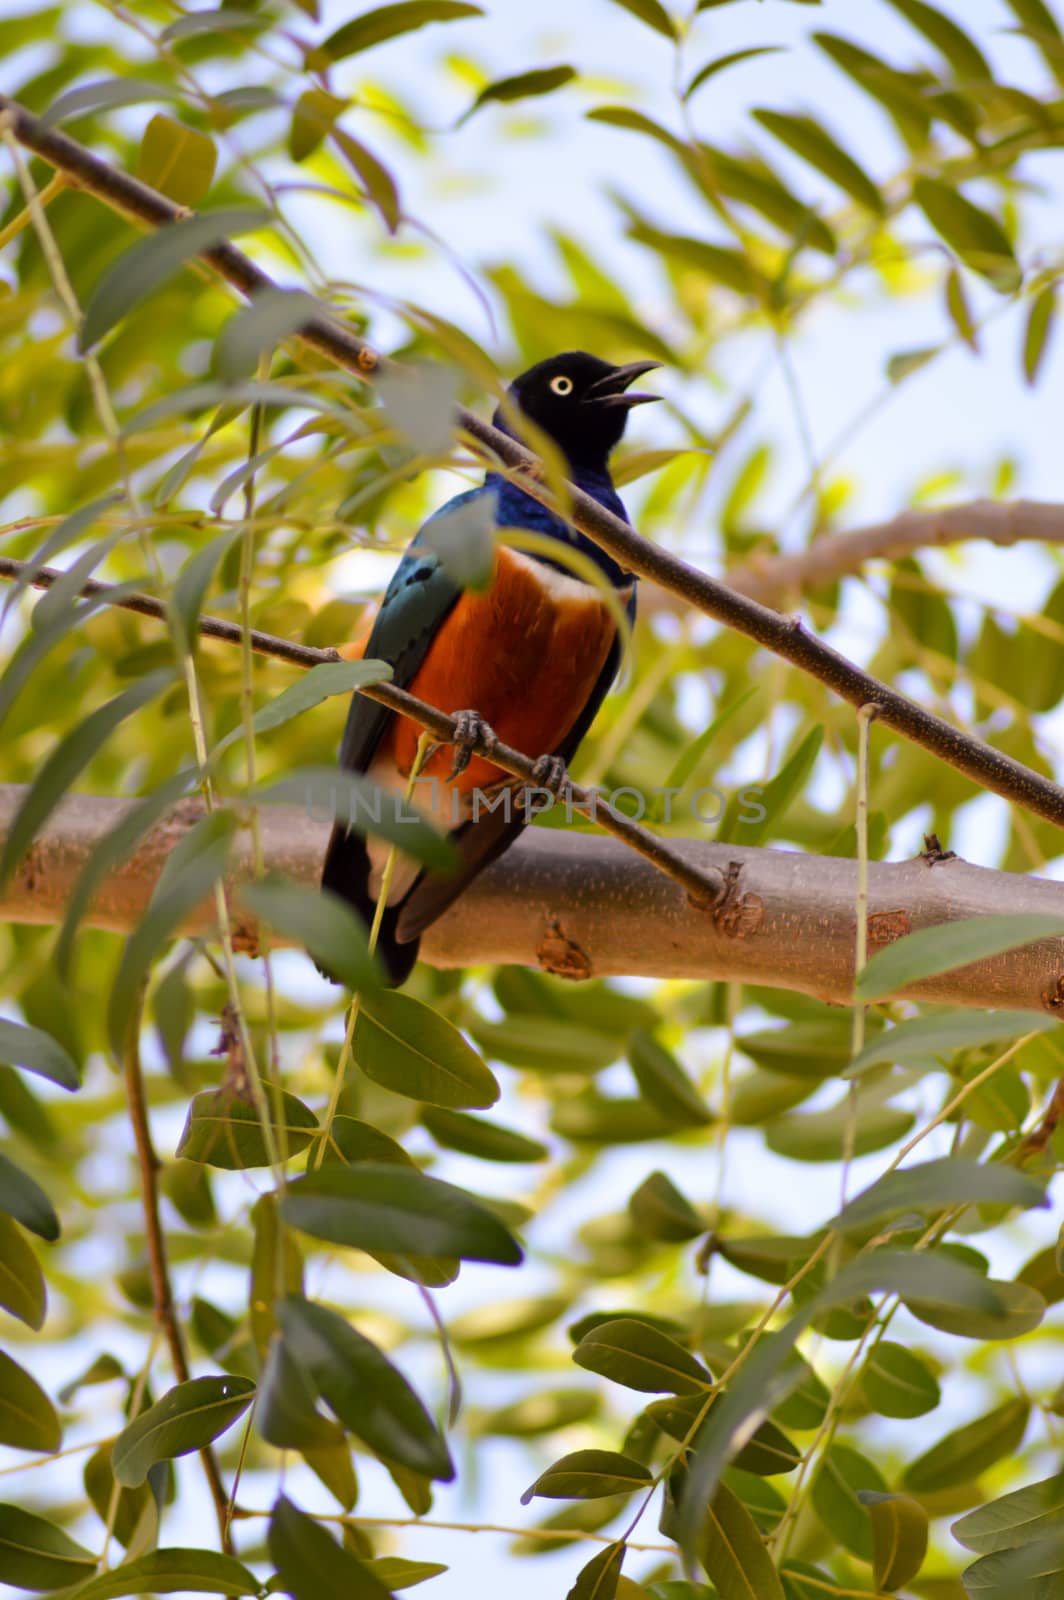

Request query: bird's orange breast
[{"left": 383, "top": 545, "right": 623, "bottom": 790}]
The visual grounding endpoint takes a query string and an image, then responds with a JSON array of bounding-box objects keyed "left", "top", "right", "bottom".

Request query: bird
[{"left": 321, "top": 350, "right": 662, "bottom": 986}]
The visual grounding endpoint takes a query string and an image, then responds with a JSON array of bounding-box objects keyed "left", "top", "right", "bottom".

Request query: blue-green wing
[{"left": 336, "top": 492, "right": 485, "bottom": 772}]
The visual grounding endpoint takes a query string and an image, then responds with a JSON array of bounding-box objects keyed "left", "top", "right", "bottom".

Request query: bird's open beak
[{"left": 584, "top": 359, "right": 663, "bottom": 409}]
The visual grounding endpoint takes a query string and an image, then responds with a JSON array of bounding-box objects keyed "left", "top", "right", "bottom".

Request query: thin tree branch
[
  {"left": 726, "top": 498, "right": 1064, "bottom": 605},
  {"left": 121, "top": 986, "right": 233, "bottom": 1550},
  {"left": 4, "top": 97, "right": 1064, "bottom": 833},
  {"left": 6, "top": 786, "right": 1064, "bottom": 1010},
  {"left": 0, "top": 556, "right": 723, "bottom": 909}
]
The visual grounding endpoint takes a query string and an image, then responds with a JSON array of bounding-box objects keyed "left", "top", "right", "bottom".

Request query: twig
[
  {"left": 121, "top": 987, "right": 233, "bottom": 1551},
  {"left": 726, "top": 497, "right": 1064, "bottom": 604},
  {"left": 4, "top": 96, "right": 1064, "bottom": 833},
  {"left": 0, "top": 555, "right": 724, "bottom": 908}
]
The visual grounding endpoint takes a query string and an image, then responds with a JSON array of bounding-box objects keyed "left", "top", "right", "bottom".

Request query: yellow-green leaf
[{"left": 136, "top": 115, "right": 217, "bottom": 207}]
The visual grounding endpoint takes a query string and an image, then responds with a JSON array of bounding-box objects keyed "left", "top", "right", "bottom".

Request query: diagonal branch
[
  {"left": 0, "top": 555, "right": 723, "bottom": 909},
  {"left": 3, "top": 96, "right": 1064, "bottom": 833},
  {"left": 725, "top": 498, "right": 1064, "bottom": 605}
]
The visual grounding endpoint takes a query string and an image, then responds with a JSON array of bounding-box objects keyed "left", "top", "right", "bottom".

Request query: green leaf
[
  {"left": 953, "top": 1472, "right": 1064, "bottom": 1554},
  {"left": 257, "top": 1335, "right": 345, "bottom": 1452},
  {"left": 281, "top": 1163, "right": 523, "bottom": 1264},
  {"left": 460, "top": 65, "right": 576, "bottom": 123},
  {"left": 767, "top": 1100, "right": 913, "bottom": 1163},
  {"left": 419, "top": 1107, "right": 548, "bottom": 1163},
  {"left": 0, "top": 1349, "right": 61, "bottom": 1452},
  {"left": 753, "top": 110, "right": 884, "bottom": 213},
  {"left": 176, "top": 1086, "right": 318, "bottom": 1169},
  {"left": 812, "top": 1445, "right": 887, "bottom": 1560},
  {"left": 354, "top": 990, "right": 499, "bottom": 1107},
  {"left": 675, "top": 1250, "right": 1001, "bottom": 1555},
  {"left": 885, "top": 0, "right": 991, "bottom": 79},
  {"left": 1005, "top": 0, "right": 1064, "bottom": 83},
  {"left": 42, "top": 77, "right": 183, "bottom": 127},
  {"left": 314, "top": 2, "right": 483, "bottom": 66},
  {"left": 650, "top": 1395, "right": 801, "bottom": 1477},
  {"left": 628, "top": 1171, "right": 705, "bottom": 1242},
  {"left": 255, "top": 767, "right": 455, "bottom": 871},
  {"left": 250, "top": 1192, "right": 304, "bottom": 1359},
  {"left": 289, "top": 88, "right": 348, "bottom": 160},
  {"left": 170, "top": 529, "right": 243, "bottom": 653},
  {"left": 332, "top": 129, "right": 402, "bottom": 233},
  {"left": 0, "top": 1150, "right": 60, "bottom": 1241},
  {"left": 241, "top": 878, "right": 382, "bottom": 993},
  {"left": 0, "top": 1018, "right": 80, "bottom": 1091},
  {"left": 960, "top": 1535, "right": 1064, "bottom": 1600},
  {"left": 369, "top": 1558, "right": 447, "bottom": 1590},
  {"left": 586, "top": 107, "right": 682, "bottom": 151},
  {"left": 912, "top": 178, "right": 1020, "bottom": 294},
  {"left": 269, "top": 1495, "right": 394, "bottom": 1600},
  {"left": 419, "top": 493, "right": 496, "bottom": 591},
  {"left": 832, "top": 1157, "right": 1046, "bottom": 1235},
  {"left": 855, "top": 912, "right": 1064, "bottom": 999},
  {"left": 903, "top": 1400, "right": 1030, "bottom": 1492},
  {"left": 847, "top": 1009, "right": 1054, "bottom": 1074},
  {"left": 607, "top": 0, "right": 676, "bottom": 40},
  {"left": 657, "top": 687, "right": 758, "bottom": 802},
  {"left": 55, "top": 771, "right": 198, "bottom": 979},
  {"left": 0, "top": 1504, "right": 95, "bottom": 1590},
  {"left": 224, "top": 660, "right": 392, "bottom": 748},
  {"left": 0, "top": 672, "right": 172, "bottom": 891},
  {"left": 627, "top": 222, "right": 763, "bottom": 298},
  {"left": 627, "top": 1031, "right": 712, "bottom": 1126},
  {"left": 720, "top": 726, "right": 823, "bottom": 845},
  {"left": 278, "top": 1296, "right": 454, "bottom": 1479},
  {"left": 136, "top": 115, "right": 217, "bottom": 207},
  {"left": 522, "top": 1449, "right": 652, "bottom": 1504},
  {"left": 861, "top": 1341, "right": 940, "bottom": 1418},
  {"left": 79, "top": 207, "right": 269, "bottom": 350},
  {"left": 698, "top": 1482, "right": 786, "bottom": 1600},
  {"left": 0, "top": 1212, "right": 46, "bottom": 1329},
  {"left": 470, "top": 1015, "right": 618, "bottom": 1074},
  {"left": 111, "top": 1376, "right": 256, "bottom": 1486},
  {"left": 214, "top": 289, "right": 322, "bottom": 383},
  {"left": 946, "top": 266, "right": 980, "bottom": 351},
  {"left": 161, "top": 8, "right": 275, "bottom": 43},
  {"left": 859, "top": 1492, "right": 928, "bottom": 1592},
  {"left": 567, "top": 1541, "right": 625, "bottom": 1600},
  {"left": 1023, "top": 285, "right": 1056, "bottom": 386},
  {"left": 685, "top": 47, "right": 782, "bottom": 100},
  {"left": 107, "top": 811, "right": 237, "bottom": 1056},
  {"left": 572, "top": 1317, "right": 711, "bottom": 1395},
  {"left": 905, "top": 1271, "right": 1044, "bottom": 1340},
  {"left": 65, "top": 1550, "right": 260, "bottom": 1600}
]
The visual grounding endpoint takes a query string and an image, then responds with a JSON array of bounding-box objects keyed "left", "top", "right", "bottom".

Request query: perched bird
[{"left": 322, "top": 350, "right": 661, "bottom": 985}]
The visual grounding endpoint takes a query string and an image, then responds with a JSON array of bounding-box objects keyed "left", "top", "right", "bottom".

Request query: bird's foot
[
  {"left": 530, "top": 753, "right": 571, "bottom": 800},
  {"left": 449, "top": 709, "right": 497, "bottom": 777}
]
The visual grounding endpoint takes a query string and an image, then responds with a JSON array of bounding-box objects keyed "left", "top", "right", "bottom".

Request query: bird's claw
[
  {"left": 450, "top": 710, "right": 496, "bottom": 778},
  {"left": 531, "top": 753, "right": 571, "bottom": 799}
]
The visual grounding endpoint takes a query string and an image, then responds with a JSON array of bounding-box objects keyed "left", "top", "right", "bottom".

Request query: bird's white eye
[{"left": 549, "top": 374, "right": 573, "bottom": 396}]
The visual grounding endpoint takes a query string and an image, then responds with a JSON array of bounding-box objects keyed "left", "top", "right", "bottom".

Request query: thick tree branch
[
  {"left": 4, "top": 97, "right": 1064, "bottom": 834},
  {"left": 0, "top": 556, "right": 722, "bottom": 908},
  {"left": 726, "top": 499, "right": 1064, "bottom": 605},
  {"left": 5, "top": 786, "right": 1064, "bottom": 1011}
]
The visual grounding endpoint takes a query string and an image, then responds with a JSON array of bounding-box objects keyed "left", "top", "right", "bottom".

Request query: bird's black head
[{"left": 495, "top": 351, "right": 662, "bottom": 473}]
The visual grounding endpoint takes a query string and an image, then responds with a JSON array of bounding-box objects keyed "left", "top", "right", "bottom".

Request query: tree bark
[
  {"left": 4, "top": 786, "right": 1064, "bottom": 1013},
  {"left": 725, "top": 499, "right": 1064, "bottom": 605}
]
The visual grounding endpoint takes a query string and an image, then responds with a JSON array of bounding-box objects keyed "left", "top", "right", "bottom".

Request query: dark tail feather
[{"left": 320, "top": 824, "right": 420, "bottom": 988}]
